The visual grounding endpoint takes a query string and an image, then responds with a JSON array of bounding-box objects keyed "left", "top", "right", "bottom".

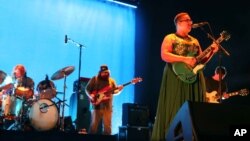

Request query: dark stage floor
[
  {"left": 0, "top": 130, "right": 118, "bottom": 141},
  {"left": 1, "top": 97, "right": 249, "bottom": 141}
]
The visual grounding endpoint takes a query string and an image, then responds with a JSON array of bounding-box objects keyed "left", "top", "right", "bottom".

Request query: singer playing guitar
[{"left": 151, "top": 12, "right": 221, "bottom": 141}]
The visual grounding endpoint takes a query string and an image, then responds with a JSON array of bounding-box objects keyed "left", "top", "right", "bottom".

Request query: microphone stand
[
  {"left": 217, "top": 50, "right": 224, "bottom": 103},
  {"left": 206, "top": 33, "right": 230, "bottom": 103},
  {"left": 206, "top": 33, "right": 230, "bottom": 56},
  {"left": 199, "top": 25, "right": 230, "bottom": 57},
  {"left": 66, "top": 36, "right": 85, "bottom": 128},
  {"left": 66, "top": 36, "right": 85, "bottom": 93},
  {"left": 198, "top": 26, "right": 230, "bottom": 103}
]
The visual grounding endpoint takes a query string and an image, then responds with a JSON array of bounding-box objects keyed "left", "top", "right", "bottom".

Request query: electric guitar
[
  {"left": 206, "top": 88, "right": 249, "bottom": 103},
  {"left": 172, "top": 31, "right": 231, "bottom": 83},
  {"left": 90, "top": 77, "right": 142, "bottom": 106}
]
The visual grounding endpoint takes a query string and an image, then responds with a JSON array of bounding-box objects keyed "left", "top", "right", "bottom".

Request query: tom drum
[{"left": 36, "top": 80, "right": 57, "bottom": 99}]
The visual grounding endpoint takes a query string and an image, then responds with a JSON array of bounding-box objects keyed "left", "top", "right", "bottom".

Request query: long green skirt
[{"left": 151, "top": 64, "right": 206, "bottom": 141}]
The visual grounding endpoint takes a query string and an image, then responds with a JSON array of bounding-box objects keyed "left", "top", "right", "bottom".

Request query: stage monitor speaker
[
  {"left": 122, "top": 103, "right": 149, "bottom": 127},
  {"left": 166, "top": 101, "right": 250, "bottom": 141}
]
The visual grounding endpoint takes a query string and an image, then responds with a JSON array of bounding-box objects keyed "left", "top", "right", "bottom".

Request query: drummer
[{"left": 12, "top": 64, "right": 35, "bottom": 100}]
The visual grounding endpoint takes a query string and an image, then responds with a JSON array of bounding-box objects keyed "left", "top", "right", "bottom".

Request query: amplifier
[
  {"left": 73, "top": 77, "right": 90, "bottom": 92},
  {"left": 122, "top": 103, "right": 149, "bottom": 127}
]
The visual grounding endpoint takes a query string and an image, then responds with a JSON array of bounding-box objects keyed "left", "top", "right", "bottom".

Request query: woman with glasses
[{"left": 151, "top": 12, "right": 219, "bottom": 141}]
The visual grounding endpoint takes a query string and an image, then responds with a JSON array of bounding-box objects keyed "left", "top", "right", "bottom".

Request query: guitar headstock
[
  {"left": 131, "top": 77, "right": 143, "bottom": 84},
  {"left": 239, "top": 88, "right": 249, "bottom": 96},
  {"left": 220, "top": 30, "right": 231, "bottom": 41}
]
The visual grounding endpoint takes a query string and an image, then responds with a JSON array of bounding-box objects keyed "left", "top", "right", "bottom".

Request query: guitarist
[
  {"left": 205, "top": 66, "right": 229, "bottom": 103},
  {"left": 85, "top": 65, "right": 123, "bottom": 135},
  {"left": 151, "top": 12, "right": 220, "bottom": 141}
]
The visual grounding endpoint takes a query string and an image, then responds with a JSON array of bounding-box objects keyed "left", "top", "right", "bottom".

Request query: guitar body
[
  {"left": 91, "top": 86, "right": 113, "bottom": 106},
  {"left": 172, "top": 30, "right": 230, "bottom": 83},
  {"left": 172, "top": 62, "right": 205, "bottom": 83},
  {"left": 206, "top": 91, "right": 220, "bottom": 103},
  {"left": 89, "top": 77, "right": 143, "bottom": 106}
]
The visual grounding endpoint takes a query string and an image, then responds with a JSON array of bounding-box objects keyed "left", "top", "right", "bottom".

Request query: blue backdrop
[{"left": 0, "top": 0, "right": 136, "bottom": 134}]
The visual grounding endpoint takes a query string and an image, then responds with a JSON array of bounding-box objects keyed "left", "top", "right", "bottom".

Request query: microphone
[
  {"left": 192, "top": 22, "right": 208, "bottom": 28},
  {"left": 64, "top": 35, "right": 68, "bottom": 43}
]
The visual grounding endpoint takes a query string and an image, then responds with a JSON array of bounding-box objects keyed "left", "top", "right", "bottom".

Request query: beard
[{"left": 98, "top": 74, "right": 109, "bottom": 81}]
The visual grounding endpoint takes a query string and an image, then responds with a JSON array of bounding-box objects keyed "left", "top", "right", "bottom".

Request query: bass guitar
[
  {"left": 172, "top": 31, "right": 231, "bottom": 83},
  {"left": 206, "top": 88, "right": 249, "bottom": 103},
  {"left": 90, "top": 77, "right": 142, "bottom": 106}
]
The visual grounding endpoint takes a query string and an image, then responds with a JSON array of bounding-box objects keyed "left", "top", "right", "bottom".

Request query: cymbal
[
  {"left": 0, "top": 70, "right": 7, "bottom": 78},
  {"left": 51, "top": 66, "right": 75, "bottom": 80}
]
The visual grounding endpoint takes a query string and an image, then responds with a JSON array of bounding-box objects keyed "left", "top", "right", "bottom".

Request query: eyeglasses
[{"left": 179, "top": 19, "right": 193, "bottom": 23}]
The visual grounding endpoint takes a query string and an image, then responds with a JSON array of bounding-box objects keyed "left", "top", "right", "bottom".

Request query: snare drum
[
  {"left": 15, "top": 87, "right": 34, "bottom": 100},
  {"left": 28, "top": 99, "right": 59, "bottom": 131},
  {"left": 36, "top": 80, "right": 56, "bottom": 99}
]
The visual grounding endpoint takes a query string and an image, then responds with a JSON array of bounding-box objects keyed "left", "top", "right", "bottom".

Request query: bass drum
[{"left": 28, "top": 99, "right": 59, "bottom": 131}]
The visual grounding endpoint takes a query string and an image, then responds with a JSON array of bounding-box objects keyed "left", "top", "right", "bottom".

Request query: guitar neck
[
  {"left": 226, "top": 89, "right": 248, "bottom": 97},
  {"left": 228, "top": 92, "right": 240, "bottom": 97},
  {"left": 105, "top": 81, "right": 132, "bottom": 94},
  {"left": 196, "top": 46, "right": 213, "bottom": 63},
  {"left": 196, "top": 32, "right": 229, "bottom": 63},
  {"left": 122, "top": 82, "right": 132, "bottom": 87}
]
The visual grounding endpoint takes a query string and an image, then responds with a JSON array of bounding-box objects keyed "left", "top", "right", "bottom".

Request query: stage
[{"left": 0, "top": 130, "right": 118, "bottom": 141}]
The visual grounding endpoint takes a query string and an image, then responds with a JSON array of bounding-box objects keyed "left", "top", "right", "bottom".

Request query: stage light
[{"left": 107, "top": 0, "right": 139, "bottom": 8}]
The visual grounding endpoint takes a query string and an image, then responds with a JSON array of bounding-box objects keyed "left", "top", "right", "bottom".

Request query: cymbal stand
[
  {"left": 54, "top": 96, "right": 69, "bottom": 109},
  {"left": 54, "top": 96, "right": 68, "bottom": 123},
  {"left": 60, "top": 72, "right": 67, "bottom": 131}
]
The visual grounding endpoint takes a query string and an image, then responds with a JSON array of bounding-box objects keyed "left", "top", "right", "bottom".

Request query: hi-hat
[
  {"left": 51, "top": 66, "right": 75, "bottom": 80},
  {"left": 0, "top": 70, "right": 7, "bottom": 78}
]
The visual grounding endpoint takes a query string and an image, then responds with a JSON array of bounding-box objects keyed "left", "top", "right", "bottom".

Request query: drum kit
[{"left": 0, "top": 66, "right": 75, "bottom": 132}]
